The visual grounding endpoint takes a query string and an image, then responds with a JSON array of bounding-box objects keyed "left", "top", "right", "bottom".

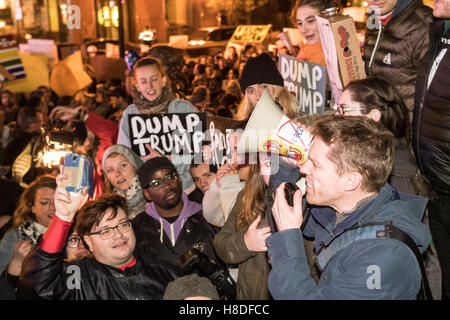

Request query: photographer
[{"left": 267, "top": 115, "right": 431, "bottom": 299}]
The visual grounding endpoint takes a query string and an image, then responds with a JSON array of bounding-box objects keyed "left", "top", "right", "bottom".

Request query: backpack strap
[{"left": 314, "top": 221, "right": 433, "bottom": 300}]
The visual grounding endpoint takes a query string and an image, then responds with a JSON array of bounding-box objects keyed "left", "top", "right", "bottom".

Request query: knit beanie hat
[
  {"left": 239, "top": 52, "right": 284, "bottom": 93},
  {"left": 102, "top": 144, "right": 143, "bottom": 173},
  {"left": 163, "top": 273, "right": 220, "bottom": 300}
]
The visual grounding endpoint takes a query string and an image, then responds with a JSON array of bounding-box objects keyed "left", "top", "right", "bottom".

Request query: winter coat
[
  {"left": 363, "top": 0, "right": 433, "bottom": 116},
  {"left": 267, "top": 184, "right": 430, "bottom": 300},
  {"left": 389, "top": 138, "right": 419, "bottom": 195},
  {"left": 213, "top": 190, "right": 272, "bottom": 300},
  {"left": 413, "top": 20, "right": 450, "bottom": 195},
  {"left": 202, "top": 173, "right": 245, "bottom": 227},
  {"left": 17, "top": 248, "right": 177, "bottom": 300},
  {"left": 132, "top": 193, "right": 218, "bottom": 271},
  {"left": 117, "top": 100, "right": 196, "bottom": 192}
]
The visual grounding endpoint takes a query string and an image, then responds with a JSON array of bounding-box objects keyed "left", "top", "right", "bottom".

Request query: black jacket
[
  {"left": 17, "top": 247, "right": 178, "bottom": 300},
  {"left": 413, "top": 20, "right": 450, "bottom": 195},
  {"left": 364, "top": 0, "right": 433, "bottom": 115},
  {"left": 132, "top": 210, "right": 219, "bottom": 273}
]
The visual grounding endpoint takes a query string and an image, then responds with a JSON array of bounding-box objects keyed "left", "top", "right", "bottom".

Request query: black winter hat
[
  {"left": 239, "top": 52, "right": 284, "bottom": 93},
  {"left": 138, "top": 156, "right": 177, "bottom": 188}
]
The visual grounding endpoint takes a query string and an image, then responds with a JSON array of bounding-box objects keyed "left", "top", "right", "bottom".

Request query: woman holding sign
[
  {"left": 117, "top": 57, "right": 196, "bottom": 193},
  {"left": 292, "top": 0, "right": 339, "bottom": 67},
  {"left": 236, "top": 53, "right": 299, "bottom": 121}
]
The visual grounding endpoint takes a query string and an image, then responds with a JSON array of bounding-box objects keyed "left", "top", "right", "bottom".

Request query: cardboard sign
[
  {"left": 230, "top": 25, "right": 271, "bottom": 43},
  {"left": 278, "top": 53, "right": 326, "bottom": 114},
  {"left": 316, "top": 14, "right": 365, "bottom": 105},
  {"left": 128, "top": 112, "right": 207, "bottom": 157},
  {"left": 89, "top": 55, "right": 127, "bottom": 82},
  {"left": 202, "top": 115, "right": 242, "bottom": 170},
  {"left": 50, "top": 50, "right": 92, "bottom": 97}
]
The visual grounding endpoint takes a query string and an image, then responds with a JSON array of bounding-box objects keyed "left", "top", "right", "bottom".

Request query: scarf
[
  {"left": 18, "top": 220, "right": 47, "bottom": 245},
  {"left": 132, "top": 84, "right": 176, "bottom": 114},
  {"left": 112, "top": 175, "right": 146, "bottom": 219}
]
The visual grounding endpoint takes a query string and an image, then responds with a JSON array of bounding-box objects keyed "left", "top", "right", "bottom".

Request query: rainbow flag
[{"left": 0, "top": 35, "right": 26, "bottom": 81}]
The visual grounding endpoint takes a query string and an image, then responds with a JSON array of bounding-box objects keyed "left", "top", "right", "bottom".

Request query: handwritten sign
[
  {"left": 278, "top": 53, "right": 326, "bottom": 114},
  {"left": 128, "top": 113, "right": 207, "bottom": 157},
  {"left": 229, "top": 25, "right": 271, "bottom": 43}
]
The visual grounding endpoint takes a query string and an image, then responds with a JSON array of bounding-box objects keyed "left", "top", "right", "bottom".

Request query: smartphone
[{"left": 61, "top": 153, "right": 93, "bottom": 196}]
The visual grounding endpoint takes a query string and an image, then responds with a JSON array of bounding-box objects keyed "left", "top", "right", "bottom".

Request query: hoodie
[{"left": 145, "top": 192, "right": 202, "bottom": 246}]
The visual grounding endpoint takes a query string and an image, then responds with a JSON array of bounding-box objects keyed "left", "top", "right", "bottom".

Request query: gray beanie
[
  {"left": 163, "top": 274, "right": 220, "bottom": 300},
  {"left": 102, "top": 144, "right": 143, "bottom": 173}
]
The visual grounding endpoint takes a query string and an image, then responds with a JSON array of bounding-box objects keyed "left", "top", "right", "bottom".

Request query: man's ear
[
  {"left": 367, "top": 109, "right": 382, "bottom": 122},
  {"left": 142, "top": 188, "right": 152, "bottom": 202},
  {"left": 83, "top": 235, "right": 94, "bottom": 253},
  {"left": 343, "top": 171, "right": 363, "bottom": 192}
]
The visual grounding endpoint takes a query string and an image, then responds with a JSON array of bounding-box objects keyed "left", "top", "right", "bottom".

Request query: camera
[{"left": 178, "top": 248, "right": 236, "bottom": 300}]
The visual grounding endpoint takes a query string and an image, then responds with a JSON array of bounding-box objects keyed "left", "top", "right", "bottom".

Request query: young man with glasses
[
  {"left": 17, "top": 173, "right": 178, "bottom": 300},
  {"left": 132, "top": 156, "right": 219, "bottom": 272}
]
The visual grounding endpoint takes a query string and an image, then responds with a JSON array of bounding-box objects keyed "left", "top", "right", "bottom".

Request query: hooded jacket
[
  {"left": 413, "top": 20, "right": 450, "bottom": 195},
  {"left": 132, "top": 193, "right": 218, "bottom": 270},
  {"left": 267, "top": 184, "right": 430, "bottom": 299},
  {"left": 363, "top": 0, "right": 433, "bottom": 116}
]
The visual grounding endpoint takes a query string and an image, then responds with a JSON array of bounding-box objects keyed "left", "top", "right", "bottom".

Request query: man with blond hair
[{"left": 268, "top": 115, "right": 431, "bottom": 299}]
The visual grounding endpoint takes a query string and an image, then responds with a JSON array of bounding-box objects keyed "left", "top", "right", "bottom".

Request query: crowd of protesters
[{"left": 0, "top": 0, "right": 448, "bottom": 301}]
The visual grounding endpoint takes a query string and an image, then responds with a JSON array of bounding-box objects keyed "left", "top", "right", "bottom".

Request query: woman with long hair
[
  {"left": 337, "top": 77, "right": 419, "bottom": 195},
  {"left": 0, "top": 175, "right": 56, "bottom": 285},
  {"left": 213, "top": 153, "right": 273, "bottom": 299},
  {"left": 291, "top": 0, "right": 339, "bottom": 66}
]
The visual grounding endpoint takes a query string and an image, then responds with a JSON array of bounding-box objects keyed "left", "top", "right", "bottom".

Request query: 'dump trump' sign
[{"left": 278, "top": 53, "right": 326, "bottom": 114}]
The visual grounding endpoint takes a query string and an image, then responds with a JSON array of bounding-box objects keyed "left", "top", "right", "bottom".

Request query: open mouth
[{"left": 164, "top": 190, "right": 177, "bottom": 200}]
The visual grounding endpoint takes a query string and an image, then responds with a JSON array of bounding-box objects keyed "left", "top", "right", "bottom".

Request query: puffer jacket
[
  {"left": 213, "top": 190, "right": 272, "bottom": 300},
  {"left": 413, "top": 20, "right": 450, "bottom": 195},
  {"left": 363, "top": 0, "right": 433, "bottom": 116},
  {"left": 267, "top": 184, "right": 430, "bottom": 300},
  {"left": 17, "top": 248, "right": 178, "bottom": 300}
]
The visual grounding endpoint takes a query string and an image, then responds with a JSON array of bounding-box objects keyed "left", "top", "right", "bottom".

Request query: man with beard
[{"left": 132, "top": 157, "right": 219, "bottom": 272}]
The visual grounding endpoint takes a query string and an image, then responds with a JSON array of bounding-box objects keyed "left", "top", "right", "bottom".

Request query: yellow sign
[
  {"left": 3, "top": 53, "right": 49, "bottom": 93},
  {"left": 229, "top": 25, "right": 272, "bottom": 43}
]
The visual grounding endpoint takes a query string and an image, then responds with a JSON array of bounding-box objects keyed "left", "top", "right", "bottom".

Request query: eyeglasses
[
  {"left": 145, "top": 172, "right": 179, "bottom": 189},
  {"left": 67, "top": 236, "right": 82, "bottom": 248},
  {"left": 336, "top": 105, "right": 367, "bottom": 115},
  {"left": 88, "top": 220, "right": 132, "bottom": 240}
]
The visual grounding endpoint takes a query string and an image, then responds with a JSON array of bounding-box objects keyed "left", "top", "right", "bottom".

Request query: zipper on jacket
[{"left": 368, "top": 25, "right": 384, "bottom": 69}]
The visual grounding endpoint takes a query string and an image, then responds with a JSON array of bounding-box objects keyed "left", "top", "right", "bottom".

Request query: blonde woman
[{"left": 236, "top": 53, "right": 299, "bottom": 121}]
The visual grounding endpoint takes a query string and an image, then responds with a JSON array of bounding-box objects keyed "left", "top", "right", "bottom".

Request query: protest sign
[
  {"left": 278, "top": 53, "right": 326, "bottom": 114},
  {"left": 202, "top": 115, "right": 243, "bottom": 170},
  {"left": 230, "top": 25, "right": 271, "bottom": 43},
  {"left": 3, "top": 52, "right": 49, "bottom": 92},
  {"left": 0, "top": 34, "right": 26, "bottom": 81},
  {"left": 50, "top": 50, "right": 92, "bottom": 97},
  {"left": 128, "top": 112, "right": 207, "bottom": 158}
]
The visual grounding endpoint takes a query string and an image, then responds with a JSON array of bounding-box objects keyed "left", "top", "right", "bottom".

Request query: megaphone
[{"left": 237, "top": 90, "right": 314, "bottom": 163}]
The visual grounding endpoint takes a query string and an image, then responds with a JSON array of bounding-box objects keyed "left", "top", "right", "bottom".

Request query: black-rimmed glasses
[{"left": 88, "top": 220, "right": 132, "bottom": 240}]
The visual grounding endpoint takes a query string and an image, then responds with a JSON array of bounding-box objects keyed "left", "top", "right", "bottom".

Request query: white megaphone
[{"left": 237, "top": 90, "right": 314, "bottom": 163}]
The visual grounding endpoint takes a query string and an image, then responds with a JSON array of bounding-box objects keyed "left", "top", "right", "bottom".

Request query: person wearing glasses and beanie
[
  {"left": 132, "top": 156, "right": 219, "bottom": 272},
  {"left": 17, "top": 173, "right": 178, "bottom": 300},
  {"left": 235, "top": 52, "right": 299, "bottom": 121}
]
